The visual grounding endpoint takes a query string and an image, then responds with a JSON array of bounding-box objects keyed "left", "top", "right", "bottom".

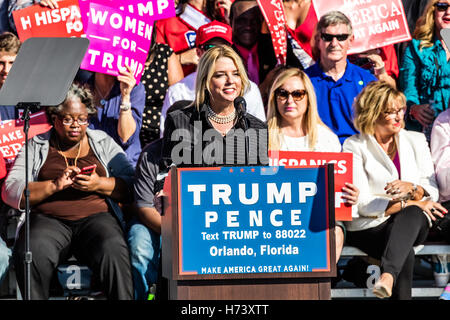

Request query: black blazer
[{"left": 162, "top": 101, "right": 269, "bottom": 167}]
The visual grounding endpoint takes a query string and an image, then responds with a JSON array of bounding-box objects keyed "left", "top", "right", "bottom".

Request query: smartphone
[{"left": 80, "top": 164, "right": 97, "bottom": 176}]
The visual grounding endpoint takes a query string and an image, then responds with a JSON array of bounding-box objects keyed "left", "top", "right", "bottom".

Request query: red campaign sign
[
  {"left": 269, "top": 150, "right": 353, "bottom": 221},
  {"left": 312, "top": 0, "right": 411, "bottom": 54},
  {"left": 12, "top": 0, "right": 84, "bottom": 42},
  {"left": 257, "top": 0, "right": 287, "bottom": 65},
  {"left": 0, "top": 111, "right": 52, "bottom": 171}
]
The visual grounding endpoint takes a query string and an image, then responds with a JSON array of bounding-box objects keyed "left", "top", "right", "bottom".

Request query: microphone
[
  {"left": 234, "top": 96, "right": 249, "bottom": 165},
  {"left": 234, "top": 96, "right": 247, "bottom": 119}
]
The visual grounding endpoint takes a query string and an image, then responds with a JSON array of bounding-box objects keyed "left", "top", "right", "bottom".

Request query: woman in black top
[{"left": 162, "top": 45, "right": 268, "bottom": 167}]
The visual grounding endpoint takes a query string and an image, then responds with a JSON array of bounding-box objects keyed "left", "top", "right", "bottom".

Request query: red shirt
[
  {"left": 155, "top": 5, "right": 211, "bottom": 77},
  {"left": 156, "top": 17, "right": 196, "bottom": 54},
  {"left": 155, "top": 17, "right": 197, "bottom": 76},
  {"left": 289, "top": 2, "right": 316, "bottom": 58}
]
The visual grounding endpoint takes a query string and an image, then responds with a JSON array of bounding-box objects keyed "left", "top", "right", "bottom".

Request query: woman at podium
[
  {"left": 1, "top": 83, "right": 134, "bottom": 299},
  {"left": 162, "top": 45, "right": 268, "bottom": 167},
  {"left": 343, "top": 81, "right": 446, "bottom": 299}
]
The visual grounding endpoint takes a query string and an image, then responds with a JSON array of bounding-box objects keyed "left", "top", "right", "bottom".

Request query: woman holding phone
[{"left": 1, "top": 83, "right": 135, "bottom": 300}]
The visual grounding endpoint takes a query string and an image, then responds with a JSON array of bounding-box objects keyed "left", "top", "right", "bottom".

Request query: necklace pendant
[{"left": 100, "top": 99, "right": 107, "bottom": 106}]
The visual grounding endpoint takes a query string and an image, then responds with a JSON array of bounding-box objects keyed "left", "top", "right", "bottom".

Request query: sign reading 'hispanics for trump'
[
  {"left": 312, "top": 0, "right": 411, "bottom": 54},
  {"left": 269, "top": 151, "right": 353, "bottom": 221},
  {"left": 12, "top": 0, "right": 84, "bottom": 41},
  {"left": 12, "top": 0, "right": 176, "bottom": 82}
]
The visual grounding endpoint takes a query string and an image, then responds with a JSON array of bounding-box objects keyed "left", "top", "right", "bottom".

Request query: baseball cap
[{"left": 196, "top": 20, "right": 233, "bottom": 47}]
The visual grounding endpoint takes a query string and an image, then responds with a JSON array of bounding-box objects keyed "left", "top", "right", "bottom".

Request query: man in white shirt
[{"left": 159, "top": 20, "right": 266, "bottom": 137}]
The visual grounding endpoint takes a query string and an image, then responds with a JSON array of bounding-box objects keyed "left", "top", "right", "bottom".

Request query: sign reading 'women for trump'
[
  {"left": 79, "top": 0, "right": 175, "bottom": 82},
  {"left": 313, "top": 0, "right": 411, "bottom": 54}
]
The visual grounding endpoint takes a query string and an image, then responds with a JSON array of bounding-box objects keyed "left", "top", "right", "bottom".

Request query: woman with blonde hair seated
[
  {"left": 267, "top": 67, "right": 341, "bottom": 152},
  {"left": 343, "top": 81, "right": 447, "bottom": 299},
  {"left": 266, "top": 67, "right": 359, "bottom": 261}
]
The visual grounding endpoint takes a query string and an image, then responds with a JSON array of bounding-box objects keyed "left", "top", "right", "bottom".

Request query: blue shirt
[
  {"left": 305, "top": 61, "right": 377, "bottom": 144},
  {"left": 0, "top": 105, "right": 16, "bottom": 121},
  {"left": 0, "top": 0, "right": 11, "bottom": 33},
  {"left": 87, "top": 77, "right": 145, "bottom": 167}
]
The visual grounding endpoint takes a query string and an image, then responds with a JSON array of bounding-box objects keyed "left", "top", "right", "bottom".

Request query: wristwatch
[{"left": 120, "top": 101, "right": 131, "bottom": 111}]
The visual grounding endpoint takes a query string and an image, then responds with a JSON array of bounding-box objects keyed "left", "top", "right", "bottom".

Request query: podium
[{"left": 162, "top": 165, "right": 336, "bottom": 300}]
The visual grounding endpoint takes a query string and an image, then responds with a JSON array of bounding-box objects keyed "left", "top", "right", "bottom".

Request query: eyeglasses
[
  {"left": 275, "top": 88, "right": 307, "bottom": 102},
  {"left": 383, "top": 107, "right": 406, "bottom": 120},
  {"left": 200, "top": 44, "right": 216, "bottom": 51},
  {"left": 320, "top": 33, "right": 350, "bottom": 42},
  {"left": 59, "top": 116, "right": 89, "bottom": 126},
  {"left": 435, "top": 2, "right": 450, "bottom": 12}
]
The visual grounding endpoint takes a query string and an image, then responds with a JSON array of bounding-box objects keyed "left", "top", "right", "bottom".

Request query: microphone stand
[
  {"left": 17, "top": 102, "right": 40, "bottom": 300},
  {"left": 234, "top": 97, "right": 249, "bottom": 165}
]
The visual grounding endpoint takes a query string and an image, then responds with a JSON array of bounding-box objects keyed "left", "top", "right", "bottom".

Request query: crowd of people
[{"left": 0, "top": 0, "right": 449, "bottom": 301}]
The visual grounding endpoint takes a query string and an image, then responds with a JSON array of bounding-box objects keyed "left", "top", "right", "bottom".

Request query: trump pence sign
[{"left": 175, "top": 165, "right": 334, "bottom": 276}]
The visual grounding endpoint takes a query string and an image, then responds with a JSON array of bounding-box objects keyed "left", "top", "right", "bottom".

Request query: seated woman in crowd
[
  {"left": 431, "top": 107, "right": 450, "bottom": 237},
  {"left": 86, "top": 66, "right": 145, "bottom": 167},
  {"left": 400, "top": 0, "right": 450, "bottom": 138},
  {"left": 1, "top": 83, "right": 134, "bottom": 300},
  {"left": 266, "top": 67, "right": 359, "bottom": 261},
  {"left": 162, "top": 45, "right": 268, "bottom": 167},
  {"left": 343, "top": 81, "right": 446, "bottom": 300}
]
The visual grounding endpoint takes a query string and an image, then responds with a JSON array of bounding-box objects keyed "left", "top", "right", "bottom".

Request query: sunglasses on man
[
  {"left": 320, "top": 33, "right": 351, "bottom": 42},
  {"left": 435, "top": 2, "right": 450, "bottom": 12}
]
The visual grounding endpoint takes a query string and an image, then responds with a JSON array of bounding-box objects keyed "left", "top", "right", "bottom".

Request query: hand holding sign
[
  {"left": 40, "top": 0, "right": 60, "bottom": 9},
  {"left": 341, "top": 182, "right": 359, "bottom": 205},
  {"left": 215, "top": 0, "right": 233, "bottom": 24},
  {"left": 118, "top": 64, "right": 137, "bottom": 100}
]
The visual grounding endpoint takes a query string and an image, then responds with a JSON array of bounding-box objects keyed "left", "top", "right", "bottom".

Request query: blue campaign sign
[{"left": 176, "top": 166, "right": 332, "bottom": 276}]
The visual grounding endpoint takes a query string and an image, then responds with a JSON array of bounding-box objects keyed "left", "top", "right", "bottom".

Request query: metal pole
[{"left": 20, "top": 102, "right": 39, "bottom": 300}]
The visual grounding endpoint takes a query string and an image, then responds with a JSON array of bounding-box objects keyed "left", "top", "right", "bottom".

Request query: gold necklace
[{"left": 57, "top": 139, "right": 82, "bottom": 168}]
